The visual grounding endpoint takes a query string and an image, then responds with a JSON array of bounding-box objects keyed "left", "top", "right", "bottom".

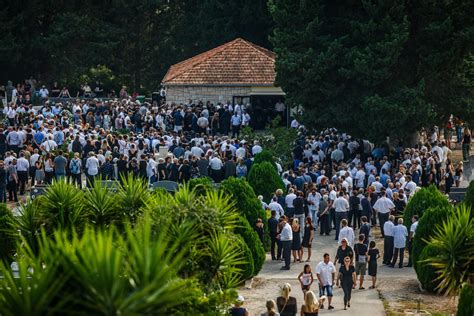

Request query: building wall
[{"left": 165, "top": 85, "right": 252, "bottom": 104}]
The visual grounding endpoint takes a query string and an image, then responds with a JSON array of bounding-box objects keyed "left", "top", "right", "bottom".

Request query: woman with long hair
[
  {"left": 301, "top": 216, "right": 314, "bottom": 261},
  {"left": 300, "top": 291, "right": 325, "bottom": 316},
  {"left": 261, "top": 299, "right": 279, "bottom": 316},
  {"left": 276, "top": 283, "right": 297, "bottom": 316},
  {"left": 291, "top": 218, "right": 302, "bottom": 263}
]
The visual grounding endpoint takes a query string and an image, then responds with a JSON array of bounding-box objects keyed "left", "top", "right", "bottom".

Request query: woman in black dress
[
  {"left": 291, "top": 218, "right": 302, "bottom": 263},
  {"left": 301, "top": 216, "right": 314, "bottom": 262},
  {"left": 368, "top": 240, "right": 380, "bottom": 289},
  {"left": 337, "top": 256, "right": 356, "bottom": 310},
  {"left": 276, "top": 283, "right": 297, "bottom": 316}
]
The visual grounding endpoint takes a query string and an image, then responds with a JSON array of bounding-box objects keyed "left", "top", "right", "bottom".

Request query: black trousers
[
  {"left": 335, "top": 212, "right": 347, "bottom": 240},
  {"left": 17, "top": 170, "right": 28, "bottom": 195},
  {"left": 270, "top": 234, "right": 279, "bottom": 259},
  {"left": 7, "top": 180, "right": 17, "bottom": 202},
  {"left": 231, "top": 125, "right": 240, "bottom": 138},
  {"left": 330, "top": 208, "right": 336, "bottom": 229},
  {"left": 383, "top": 236, "right": 394, "bottom": 264},
  {"left": 378, "top": 212, "right": 389, "bottom": 237},
  {"left": 407, "top": 239, "right": 413, "bottom": 266},
  {"left": 342, "top": 282, "right": 353, "bottom": 306},
  {"left": 72, "top": 173, "right": 82, "bottom": 188},
  {"left": 276, "top": 239, "right": 283, "bottom": 260},
  {"left": 319, "top": 214, "right": 330, "bottom": 235},
  {"left": 349, "top": 209, "right": 360, "bottom": 228},
  {"left": 392, "top": 247, "right": 405, "bottom": 267},
  {"left": 281, "top": 240, "right": 292, "bottom": 268}
]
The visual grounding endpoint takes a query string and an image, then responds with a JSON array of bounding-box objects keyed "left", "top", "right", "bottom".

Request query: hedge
[
  {"left": 187, "top": 177, "right": 214, "bottom": 196},
  {"left": 416, "top": 244, "right": 443, "bottom": 293},
  {"left": 253, "top": 150, "right": 277, "bottom": 170},
  {"left": 463, "top": 180, "right": 474, "bottom": 211},
  {"left": 412, "top": 205, "right": 453, "bottom": 271},
  {"left": 403, "top": 185, "right": 450, "bottom": 229},
  {"left": 247, "top": 161, "right": 285, "bottom": 202},
  {"left": 457, "top": 283, "right": 474, "bottom": 316},
  {"left": 0, "top": 204, "right": 16, "bottom": 263},
  {"left": 235, "top": 217, "right": 265, "bottom": 279}
]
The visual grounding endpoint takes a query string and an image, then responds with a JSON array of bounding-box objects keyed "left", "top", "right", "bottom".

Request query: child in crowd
[
  {"left": 298, "top": 264, "right": 314, "bottom": 296},
  {"left": 368, "top": 240, "right": 380, "bottom": 289}
]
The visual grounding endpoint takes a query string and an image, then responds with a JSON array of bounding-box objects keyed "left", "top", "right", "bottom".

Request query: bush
[
  {"left": 416, "top": 244, "right": 443, "bottom": 293},
  {"left": 412, "top": 205, "right": 453, "bottom": 270},
  {"left": 422, "top": 205, "right": 474, "bottom": 295},
  {"left": 247, "top": 161, "right": 285, "bottom": 202},
  {"left": 403, "top": 185, "right": 450, "bottom": 229},
  {"left": 457, "top": 283, "right": 474, "bottom": 316},
  {"left": 463, "top": 180, "right": 474, "bottom": 211},
  {"left": 187, "top": 177, "right": 214, "bottom": 196},
  {"left": 0, "top": 204, "right": 17, "bottom": 263},
  {"left": 220, "top": 177, "right": 265, "bottom": 227},
  {"left": 235, "top": 217, "right": 265, "bottom": 279},
  {"left": 253, "top": 150, "right": 277, "bottom": 169}
]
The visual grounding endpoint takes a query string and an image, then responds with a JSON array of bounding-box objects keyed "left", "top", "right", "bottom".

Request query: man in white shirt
[
  {"left": 209, "top": 153, "right": 223, "bottom": 183},
  {"left": 251, "top": 140, "right": 262, "bottom": 156},
  {"left": 268, "top": 197, "right": 284, "bottom": 217},
  {"left": 333, "top": 191, "right": 349, "bottom": 240},
  {"left": 316, "top": 253, "right": 336, "bottom": 309},
  {"left": 307, "top": 188, "right": 321, "bottom": 223},
  {"left": 278, "top": 218, "right": 293, "bottom": 270},
  {"left": 16, "top": 151, "right": 30, "bottom": 195},
  {"left": 41, "top": 136, "right": 58, "bottom": 153},
  {"left": 403, "top": 175, "right": 417, "bottom": 198},
  {"left": 39, "top": 86, "right": 49, "bottom": 98},
  {"left": 85, "top": 152, "right": 100, "bottom": 187},
  {"left": 285, "top": 188, "right": 297, "bottom": 217},
  {"left": 338, "top": 219, "right": 355, "bottom": 246},
  {"left": 382, "top": 215, "right": 395, "bottom": 265},
  {"left": 373, "top": 190, "right": 395, "bottom": 237}
]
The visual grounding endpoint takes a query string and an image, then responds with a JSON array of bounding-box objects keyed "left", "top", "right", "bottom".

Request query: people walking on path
[
  {"left": 315, "top": 253, "right": 336, "bottom": 310},
  {"left": 389, "top": 218, "right": 408, "bottom": 268},
  {"left": 368, "top": 240, "right": 380, "bottom": 289},
  {"left": 336, "top": 256, "right": 356, "bottom": 310}
]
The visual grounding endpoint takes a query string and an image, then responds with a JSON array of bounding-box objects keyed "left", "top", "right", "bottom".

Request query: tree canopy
[
  {"left": 269, "top": 0, "right": 474, "bottom": 142},
  {"left": 0, "top": 0, "right": 273, "bottom": 94}
]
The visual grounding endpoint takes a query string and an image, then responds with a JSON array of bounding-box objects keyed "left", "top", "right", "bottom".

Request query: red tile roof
[{"left": 162, "top": 38, "right": 276, "bottom": 86}]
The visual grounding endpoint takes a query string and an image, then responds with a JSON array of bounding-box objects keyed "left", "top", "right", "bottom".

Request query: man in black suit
[{"left": 268, "top": 210, "right": 279, "bottom": 260}]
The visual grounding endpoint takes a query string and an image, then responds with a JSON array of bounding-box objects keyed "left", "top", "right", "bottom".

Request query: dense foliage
[
  {"left": 0, "top": 178, "right": 266, "bottom": 314},
  {"left": 0, "top": 204, "right": 16, "bottom": 263},
  {"left": 457, "top": 283, "right": 474, "bottom": 316},
  {"left": 269, "top": 0, "right": 474, "bottom": 141},
  {"left": 412, "top": 205, "right": 453, "bottom": 271},
  {"left": 247, "top": 161, "right": 286, "bottom": 202},
  {"left": 0, "top": 0, "right": 273, "bottom": 93},
  {"left": 416, "top": 244, "right": 443, "bottom": 293},
  {"left": 463, "top": 180, "right": 474, "bottom": 211},
  {"left": 402, "top": 185, "right": 450, "bottom": 230},
  {"left": 422, "top": 205, "right": 474, "bottom": 295}
]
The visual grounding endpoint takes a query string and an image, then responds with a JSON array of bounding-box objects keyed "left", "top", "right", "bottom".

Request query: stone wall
[{"left": 165, "top": 85, "right": 252, "bottom": 104}]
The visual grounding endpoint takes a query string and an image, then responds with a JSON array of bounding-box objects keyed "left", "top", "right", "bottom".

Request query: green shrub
[
  {"left": 457, "top": 283, "right": 474, "bottom": 316},
  {"left": 412, "top": 205, "right": 453, "bottom": 270},
  {"left": 422, "top": 205, "right": 474, "bottom": 295},
  {"left": 253, "top": 150, "right": 277, "bottom": 169},
  {"left": 220, "top": 177, "right": 265, "bottom": 227},
  {"left": 463, "top": 180, "right": 474, "bottom": 211},
  {"left": 416, "top": 244, "right": 443, "bottom": 293},
  {"left": 235, "top": 217, "right": 265, "bottom": 278},
  {"left": 247, "top": 161, "right": 285, "bottom": 202},
  {"left": 187, "top": 177, "right": 214, "bottom": 196},
  {"left": 0, "top": 204, "right": 17, "bottom": 263},
  {"left": 403, "top": 185, "right": 450, "bottom": 229}
]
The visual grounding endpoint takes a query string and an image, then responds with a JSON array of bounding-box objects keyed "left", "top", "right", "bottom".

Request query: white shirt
[
  {"left": 338, "top": 226, "right": 355, "bottom": 246},
  {"left": 373, "top": 196, "right": 395, "bottom": 214},
  {"left": 30, "top": 153, "right": 40, "bottom": 166},
  {"left": 269, "top": 201, "right": 284, "bottom": 217},
  {"left": 16, "top": 157, "right": 29, "bottom": 171},
  {"left": 315, "top": 261, "right": 336, "bottom": 286},
  {"left": 410, "top": 221, "right": 418, "bottom": 236},
  {"left": 85, "top": 156, "right": 100, "bottom": 176},
  {"left": 252, "top": 145, "right": 262, "bottom": 156},
  {"left": 285, "top": 193, "right": 297, "bottom": 208},
  {"left": 209, "top": 157, "right": 223, "bottom": 170},
  {"left": 307, "top": 193, "right": 321, "bottom": 211},
  {"left": 279, "top": 223, "right": 293, "bottom": 241},
  {"left": 383, "top": 221, "right": 395, "bottom": 237},
  {"left": 334, "top": 196, "right": 349, "bottom": 213},
  {"left": 236, "top": 147, "right": 246, "bottom": 159},
  {"left": 393, "top": 225, "right": 408, "bottom": 248}
]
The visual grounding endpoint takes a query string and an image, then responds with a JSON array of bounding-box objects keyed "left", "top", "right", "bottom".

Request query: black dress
[
  {"left": 368, "top": 248, "right": 379, "bottom": 277},
  {"left": 301, "top": 224, "right": 312, "bottom": 248},
  {"left": 292, "top": 228, "right": 301, "bottom": 250}
]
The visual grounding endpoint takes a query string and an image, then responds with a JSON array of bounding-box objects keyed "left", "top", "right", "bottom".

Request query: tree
[
  {"left": 247, "top": 161, "right": 285, "bottom": 202},
  {"left": 269, "top": 0, "right": 474, "bottom": 142}
]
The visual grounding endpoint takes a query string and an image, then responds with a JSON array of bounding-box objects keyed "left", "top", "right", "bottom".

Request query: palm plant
[
  {"left": 12, "top": 200, "right": 44, "bottom": 255},
  {"left": 116, "top": 175, "right": 151, "bottom": 224},
  {"left": 422, "top": 204, "right": 474, "bottom": 295},
  {"left": 37, "top": 180, "right": 85, "bottom": 231},
  {"left": 83, "top": 180, "right": 120, "bottom": 227}
]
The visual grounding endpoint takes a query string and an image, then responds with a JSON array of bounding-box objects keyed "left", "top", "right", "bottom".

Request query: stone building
[{"left": 161, "top": 38, "right": 285, "bottom": 109}]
